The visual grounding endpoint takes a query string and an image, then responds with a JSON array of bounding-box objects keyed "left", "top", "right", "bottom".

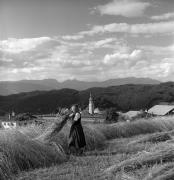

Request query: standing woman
[{"left": 68, "top": 104, "right": 86, "bottom": 155}]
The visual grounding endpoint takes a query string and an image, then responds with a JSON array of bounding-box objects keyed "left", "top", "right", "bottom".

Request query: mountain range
[{"left": 0, "top": 77, "right": 160, "bottom": 95}]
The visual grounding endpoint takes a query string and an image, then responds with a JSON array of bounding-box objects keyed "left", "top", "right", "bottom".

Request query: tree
[
  {"left": 95, "top": 97, "right": 116, "bottom": 109},
  {"left": 105, "top": 108, "right": 119, "bottom": 123}
]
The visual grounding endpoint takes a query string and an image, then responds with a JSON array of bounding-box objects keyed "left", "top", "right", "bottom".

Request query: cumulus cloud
[
  {"left": 1, "top": 35, "right": 174, "bottom": 82},
  {"left": 96, "top": 0, "right": 150, "bottom": 17},
  {"left": 0, "top": 37, "right": 51, "bottom": 53},
  {"left": 103, "top": 49, "right": 143, "bottom": 65},
  {"left": 79, "top": 21, "right": 174, "bottom": 36},
  {"left": 62, "top": 35, "right": 84, "bottom": 40},
  {"left": 0, "top": 37, "right": 114, "bottom": 81},
  {"left": 101, "top": 47, "right": 174, "bottom": 81},
  {"left": 151, "top": 12, "right": 174, "bottom": 21}
]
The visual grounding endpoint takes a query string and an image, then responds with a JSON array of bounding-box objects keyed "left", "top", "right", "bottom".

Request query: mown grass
[
  {"left": 128, "top": 131, "right": 173, "bottom": 145},
  {"left": 15, "top": 134, "right": 155, "bottom": 180},
  {"left": 144, "top": 162, "right": 174, "bottom": 180},
  {"left": 18, "top": 124, "right": 44, "bottom": 138},
  {"left": 16, "top": 131, "right": 174, "bottom": 180},
  {"left": 1, "top": 115, "right": 174, "bottom": 179},
  {"left": 0, "top": 118, "right": 107, "bottom": 179},
  {"left": 0, "top": 129, "right": 66, "bottom": 180},
  {"left": 104, "top": 143, "right": 174, "bottom": 174},
  {"left": 97, "top": 116, "right": 174, "bottom": 139},
  {"left": 36, "top": 122, "right": 106, "bottom": 152}
]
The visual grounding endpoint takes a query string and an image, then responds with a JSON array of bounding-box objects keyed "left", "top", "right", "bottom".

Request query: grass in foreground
[
  {"left": 16, "top": 130, "right": 174, "bottom": 180},
  {"left": 0, "top": 117, "right": 107, "bottom": 180},
  {"left": 0, "top": 129, "right": 67, "bottom": 180},
  {"left": 96, "top": 116, "right": 174, "bottom": 139},
  {"left": 2, "top": 115, "right": 174, "bottom": 179}
]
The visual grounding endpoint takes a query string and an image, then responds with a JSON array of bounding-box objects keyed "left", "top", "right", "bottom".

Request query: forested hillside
[
  {"left": 0, "top": 89, "right": 79, "bottom": 115},
  {"left": 0, "top": 82, "right": 174, "bottom": 115}
]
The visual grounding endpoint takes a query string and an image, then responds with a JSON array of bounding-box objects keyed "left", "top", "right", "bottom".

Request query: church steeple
[
  {"left": 89, "top": 92, "right": 94, "bottom": 114},
  {"left": 89, "top": 92, "right": 92, "bottom": 101}
]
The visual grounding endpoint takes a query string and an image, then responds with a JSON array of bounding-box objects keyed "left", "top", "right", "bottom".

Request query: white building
[
  {"left": 94, "top": 108, "right": 103, "bottom": 115},
  {"left": 124, "top": 110, "right": 142, "bottom": 120},
  {"left": 11, "top": 111, "right": 15, "bottom": 117},
  {"left": 1, "top": 121, "right": 17, "bottom": 129}
]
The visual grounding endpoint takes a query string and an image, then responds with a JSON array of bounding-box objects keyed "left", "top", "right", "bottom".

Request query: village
[{"left": 1, "top": 92, "right": 174, "bottom": 129}]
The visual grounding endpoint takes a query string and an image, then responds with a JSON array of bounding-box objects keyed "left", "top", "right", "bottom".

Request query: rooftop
[{"left": 148, "top": 105, "right": 174, "bottom": 116}]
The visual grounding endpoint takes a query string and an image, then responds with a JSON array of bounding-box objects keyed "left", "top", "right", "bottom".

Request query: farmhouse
[
  {"left": 124, "top": 110, "right": 142, "bottom": 119},
  {"left": 119, "top": 110, "right": 143, "bottom": 120},
  {"left": 94, "top": 108, "right": 105, "bottom": 115},
  {"left": 148, "top": 105, "right": 174, "bottom": 116}
]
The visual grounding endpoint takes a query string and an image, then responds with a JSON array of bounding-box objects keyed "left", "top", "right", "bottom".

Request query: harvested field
[
  {"left": 144, "top": 163, "right": 174, "bottom": 180},
  {"left": 104, "top": 143, "right": 174, "bottom": 176},
  {"left": 128, "top": 131, "right": 173, "bottom": 145},
  {"left": 97, "top": 116, "right": 174, "bottom": 139},
  {"left": 1, "top": 115, "right": 174, "bottom": 179}
]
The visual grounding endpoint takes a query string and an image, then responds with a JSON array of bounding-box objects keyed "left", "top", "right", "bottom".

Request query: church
[
  {"left": 81, "top": 93, "right": 103, "bottom": 115},
  {"left": 80, "top": 93, "right": 105, "bottom": 123}
]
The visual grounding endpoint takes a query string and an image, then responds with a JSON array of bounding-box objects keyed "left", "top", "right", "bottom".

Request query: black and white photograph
[{"left": 0, "top": 0, "right": 174, "bottom": 179}]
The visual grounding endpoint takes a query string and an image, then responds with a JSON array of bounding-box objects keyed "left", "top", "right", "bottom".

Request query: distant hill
[
  {"left": 0, "top": 79, "right": 59, "bottom": 96},
  {"left": 0, "top": 77, "right": 160, "bottom": 95},
  {"left": 0, "top": 82, "right": 174, "bottom": 115},
  {"left": 60, "top": 77, "right": 160, "bottom": 90}
]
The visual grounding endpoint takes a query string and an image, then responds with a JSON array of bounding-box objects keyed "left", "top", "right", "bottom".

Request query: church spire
[
  {"left": 89, "top": 92, "right": 92, "bottom": 100},
  {"left": 89, "top": 92, "right": 94, "bottom": 115}
]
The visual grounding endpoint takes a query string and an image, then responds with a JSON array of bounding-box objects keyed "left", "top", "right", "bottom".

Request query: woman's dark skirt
[{"left": 69, "top": 123, "right": 86, "bottom": 149}]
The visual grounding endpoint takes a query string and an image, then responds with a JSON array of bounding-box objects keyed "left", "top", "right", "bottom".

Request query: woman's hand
[
  {"left": 68, "top": 113, "right": 74, "bottom": 118},
  {"left": 64, "top": 109, "right": 70, "bottom": 115}
]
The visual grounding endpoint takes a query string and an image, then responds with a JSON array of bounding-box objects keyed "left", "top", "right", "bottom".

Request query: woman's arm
[
  {"left": 73, "top": 113, "right": 81, "bottom": 121},
  {"left": 68, "top": 113, "right": 75, "bottom": 123}
]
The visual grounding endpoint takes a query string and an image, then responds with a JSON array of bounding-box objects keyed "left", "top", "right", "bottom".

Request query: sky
[{"left": 0, "top": 0, "right": 174, "bottom": 82}]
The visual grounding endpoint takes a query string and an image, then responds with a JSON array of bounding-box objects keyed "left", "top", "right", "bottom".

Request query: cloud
[
  {"left": 0, "top": 37, "right": 106, "bottom": 81},
  {"left": 79, "top": 21, "right": 174, "bottom": 36},
  {"left": 151, "top": 12, "right": 174, "bottom": 21},
  {"left": 62, "top": 35, "right": 84, "bottom": 40},
  {"left": 82, "top": 38, "right": 121, "bottom": 51},
  {"left": 103, "top": 49, "right": 143, "bottom": 65},
  {"left": 101, "top": 46, "right": 174, "bottom": 81},
  {"left": 139, "top": 44, "right": 174, "bottom": 56},
  {"left": 92, "top": 38, "right": 117, "bottom": 48},
  {"left": 0, "top": 37, "right": 51, "bottom": 53},
  {"left": 96, "top": 0, "right": 150, "bottom": 17},
  {"left": 1, "top": 36, "right": 174, "bottom": 82}
]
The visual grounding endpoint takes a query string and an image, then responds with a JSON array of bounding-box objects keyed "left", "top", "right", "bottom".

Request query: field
[{"left": 1, "top": 116, "right": 174, "bottom": 179}]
